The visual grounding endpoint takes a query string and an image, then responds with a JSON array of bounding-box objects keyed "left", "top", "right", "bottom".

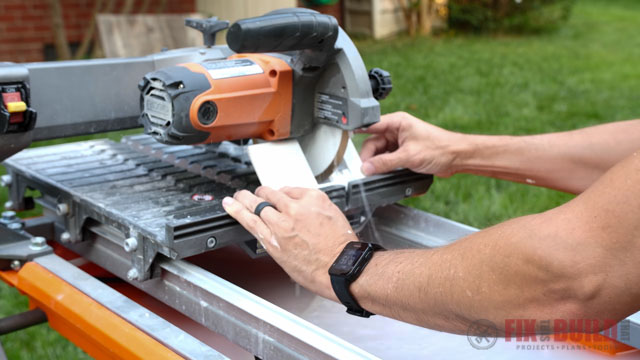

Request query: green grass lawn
[
  {"left": 359, "top": 0, "right": 640, "bottom": 227},
  {"left": 1, "top": 0, "right": 639, "bottom": 357}
]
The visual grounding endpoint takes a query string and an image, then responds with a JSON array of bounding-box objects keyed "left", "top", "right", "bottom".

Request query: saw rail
[
  {"left": 2, "top": 204, "right": 476, "bottom": 359},
  {"left": 58, "top": 203, "right": 476, "bottom": 359}
]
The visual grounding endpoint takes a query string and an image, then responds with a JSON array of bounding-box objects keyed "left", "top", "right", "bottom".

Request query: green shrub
[{"left": 449, "top": 0, "right": 575, "bottom": 33}]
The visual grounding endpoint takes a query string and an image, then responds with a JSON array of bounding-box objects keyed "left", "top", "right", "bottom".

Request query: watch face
[{"left": 330, "top": 242, "right": 370, "bottom": 276}]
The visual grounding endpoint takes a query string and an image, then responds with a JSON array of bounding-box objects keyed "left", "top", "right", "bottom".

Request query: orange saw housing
[{"left": 139, "top": 53, "right": 293, "bottom": 145}]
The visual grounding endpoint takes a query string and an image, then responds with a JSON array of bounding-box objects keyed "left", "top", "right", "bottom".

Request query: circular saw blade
[{"left": 299, "top": 124, "right": 349, "bottom": 183}]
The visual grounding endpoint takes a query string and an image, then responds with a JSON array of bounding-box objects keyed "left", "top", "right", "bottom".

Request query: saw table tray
[{"left": 3, "top": 134, "right": 432, "bottom": 280}]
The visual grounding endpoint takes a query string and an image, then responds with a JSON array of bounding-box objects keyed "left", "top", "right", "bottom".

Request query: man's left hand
[{"left": 222, "top": 186, "right": 358, "bottom": 301}]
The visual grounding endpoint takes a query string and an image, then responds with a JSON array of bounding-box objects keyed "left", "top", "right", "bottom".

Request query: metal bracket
[{"left": 0, "top": 225, "right": 53, "bottom": 270}]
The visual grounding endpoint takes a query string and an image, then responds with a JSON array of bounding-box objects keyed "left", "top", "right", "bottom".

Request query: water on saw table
[{"left": 358, "top": 184, "right": 380, "bottom": 243}]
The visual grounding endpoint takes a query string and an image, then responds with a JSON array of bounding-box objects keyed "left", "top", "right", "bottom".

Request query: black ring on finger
[{"left": 254, "top": 201, "right": 275, "bottom": 217}]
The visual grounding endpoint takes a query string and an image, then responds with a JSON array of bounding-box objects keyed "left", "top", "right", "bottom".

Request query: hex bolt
[
  {"left": 30, "top": 236, "right": 47, "bottom": 250},
  {"left": 10, "top": 260, "right": 21, "bottom": 271},
  {"left": 7, "top": 222, "right": 23, "bottom": 231},
  {"left": 123, "top": 237, "right": 138, "bottom": 252},
  {"left": 2, "top": 211, "right": 17, "bottom": 222},
  {"left": 206, "top": 236, "right": 217, "bottom": 249},
  {"left": 0, "top": 175, "right": 12, "bottom": 187},
  {"left": 56, "top": 203, "right": 69, "bottom": 216},
  {"left": 3, "top": 201, "right": 14, "bottom": 211},
  {"left": 60, "top": 231, "right": 72, "bottom": 243},
  {"left": 126, "top": 268, "right": 139, "bottom": 281}
]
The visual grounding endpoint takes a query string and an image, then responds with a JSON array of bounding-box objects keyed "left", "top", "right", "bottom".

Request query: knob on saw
[
  {"left": 185, "top": 17, "right": 229, "bottom": 47},
  {"left": 368, "top": 68, "right": 393, "bottom": 100}
]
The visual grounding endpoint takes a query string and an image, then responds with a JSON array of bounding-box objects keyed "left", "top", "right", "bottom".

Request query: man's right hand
[
  {"left": 358, "top": 111, "right": 466, "bottom": 177},
  {"left": 361, "top": 113, "right": 640, "bottom": 193}
]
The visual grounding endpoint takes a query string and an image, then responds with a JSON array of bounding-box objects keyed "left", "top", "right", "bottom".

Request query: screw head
[
  {"left": 3, "top": 201, "right": 14, "bottom": 211},
  {"left": 123, "top": 237, "right": 138, "bottom": 252},
  {"left": 0, "top": 175, "right": 12, "bottom": 187},
  {"left": 56, "top": 203, "right": 69, "bottom": 216},
  {"left": 10, "top": 260, "right": 21, "bottom": 271},
  {"left": 60, "top": 231, "right": 72, "bottom": 243},
  {"left": 206, "top": 236, "right": 217, "bottom": 248},
  {"left": 405, "top": 187, "right": 413, "bottom": 196},
  {"left": 126, "top": 268, "right": 139, "bottom": 281},
  {"left": 30, "top": 236, "right": 47, "bottom": 250}
]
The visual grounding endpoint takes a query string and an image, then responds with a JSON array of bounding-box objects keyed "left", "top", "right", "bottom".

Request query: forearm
[
  {"left": 351, "top": 213, "right": 584, "bottom": 334},
  {"left": 351, "top": 150, "right": 640, "bottom": 334},
  {"left": 452, "top": 120, "right": 640, "bottom": 193}
]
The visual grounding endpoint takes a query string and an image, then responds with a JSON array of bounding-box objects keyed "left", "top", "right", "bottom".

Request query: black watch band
[
  {"left": 328, "top": 241, "right": 384, "bottom": 318},
  {"left": 330, "top": 275, "right": 375, "bottom": 317}
]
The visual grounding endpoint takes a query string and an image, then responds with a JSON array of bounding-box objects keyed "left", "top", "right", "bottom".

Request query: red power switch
[{"left": 2, "top": 92, "right": 25, "bottom": 124}]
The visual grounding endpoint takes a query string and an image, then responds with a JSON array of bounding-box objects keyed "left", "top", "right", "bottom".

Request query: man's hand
[
  {"left": 362, "top": 113, "right": 640, "bottom": 193},
  {"left": 221, "top": 186, "right": 358, "bottom": 301},
  {"left": 358, "top": 111, "right": 466, "bottom": 177}
]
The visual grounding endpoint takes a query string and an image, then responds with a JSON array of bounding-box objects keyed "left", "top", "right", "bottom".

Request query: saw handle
[{"left": 226, "top": 12, "right": 339, "bottom": 53}]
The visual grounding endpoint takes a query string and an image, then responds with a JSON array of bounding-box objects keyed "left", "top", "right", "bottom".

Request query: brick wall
[{"left": 0, "top": 0, "right": 196, "bottom": 63}]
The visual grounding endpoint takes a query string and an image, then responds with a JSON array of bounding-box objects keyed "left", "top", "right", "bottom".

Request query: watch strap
[{"left": 330, "top": 275, "right": 375, "bottom": 318}]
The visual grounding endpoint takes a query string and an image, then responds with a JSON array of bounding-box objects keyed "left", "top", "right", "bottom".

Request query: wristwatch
[{"left": 328, "top": 241, "right": 384, "bottom": 318}]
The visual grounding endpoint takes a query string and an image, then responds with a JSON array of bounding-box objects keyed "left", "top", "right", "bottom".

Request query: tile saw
[
  {"left": 0, "top": 9, "right": 473, "bottom": 359},
  {"left": 1, "top": 9, "right": 635, "bottom": 359}
]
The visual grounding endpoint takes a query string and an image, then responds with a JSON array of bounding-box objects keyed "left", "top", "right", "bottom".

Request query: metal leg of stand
[
  {"left": 0, "top": 337, "right": 8, "bottom": 360},
  {"left": 0, "top": 309, "right": 47, "bottom": 335}
]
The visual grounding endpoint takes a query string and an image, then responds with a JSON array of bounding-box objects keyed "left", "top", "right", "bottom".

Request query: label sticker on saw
[
  {"left": 202, "top": 59, "right": 263, "bottom": 80},
  {"left": 315, "top": 93, "right": 348, "bottom": 125},
  {"left": 191, "top": 193, "right": 214, "bottom": 202}
]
